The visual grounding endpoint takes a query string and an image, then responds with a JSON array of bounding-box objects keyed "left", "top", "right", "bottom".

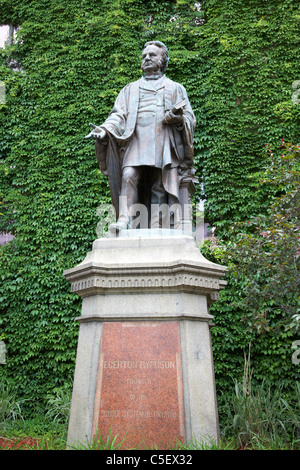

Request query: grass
[
  {"left": 0, "top": 385, "right": 70, "bottom": 450},
  {"left": 220, "top": 346, "right": 300, "bottom": 450},
  {"left": 0, "top": 382, "right": 23, "bottom": 428},
  {"left": 0, "top": 416, "right": 297, "bottom": 450},
  {"left": 0, "top": 356, "right": 299, "bottom": 450}
]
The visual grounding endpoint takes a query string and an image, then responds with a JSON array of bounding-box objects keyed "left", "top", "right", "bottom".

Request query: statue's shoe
[{"left": 108, "top": 221, "right": 129, "bottom": 234}]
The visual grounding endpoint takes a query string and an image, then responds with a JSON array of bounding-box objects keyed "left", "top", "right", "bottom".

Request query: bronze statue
[{"left": 86, "top": 41, "right": 196, "bottom": 232}]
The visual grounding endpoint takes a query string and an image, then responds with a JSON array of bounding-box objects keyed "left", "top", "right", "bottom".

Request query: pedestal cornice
[{"left": 63, "top": 231, "right": 227, "bottom": 299}]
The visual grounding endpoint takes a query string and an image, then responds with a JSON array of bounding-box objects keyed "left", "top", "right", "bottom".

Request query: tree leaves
[
  {"left": 0, "top": 0, "right": 299, "bottom": 414},
  {"left": 227, "top": 143, "right": 300, "bottom": 334}
]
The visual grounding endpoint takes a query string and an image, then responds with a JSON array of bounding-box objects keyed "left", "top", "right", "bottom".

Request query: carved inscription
[
  {"left": 103, "top": 360, "right": 176, "bottom": 369},
  {"left": 99, "top": 410, "right": 177, "bottom": 419},
  {"left": 93, "top": 321, "right": 185, "bottom": 449},
  {"left": 126, "top": 377, "right": 152, "bottom": 385}
]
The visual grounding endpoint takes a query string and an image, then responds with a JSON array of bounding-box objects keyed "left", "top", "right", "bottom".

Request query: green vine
[{"left": 0, "top": 0, "right": 299, "bottom": 416}]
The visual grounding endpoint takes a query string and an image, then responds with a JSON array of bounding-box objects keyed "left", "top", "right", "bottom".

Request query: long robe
[{"left": 95, "top": 75, "right": 196, "bottom": 218}]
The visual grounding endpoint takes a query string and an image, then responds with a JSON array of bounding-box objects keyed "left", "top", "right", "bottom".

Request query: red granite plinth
[{"left": 93, "top": 321, "right": 185, "bottom": 449}]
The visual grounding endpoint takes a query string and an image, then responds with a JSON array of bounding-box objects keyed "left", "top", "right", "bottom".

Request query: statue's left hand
[{"left": 163, "top": 111, "right": 183, "bottom": 125}]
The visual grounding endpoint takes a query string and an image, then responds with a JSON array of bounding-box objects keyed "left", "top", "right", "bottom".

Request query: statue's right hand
[{"left": 85, "top": 123, "right": 107, "bottom": 140}]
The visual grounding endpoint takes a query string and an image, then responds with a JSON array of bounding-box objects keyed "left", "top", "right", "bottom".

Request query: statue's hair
[{"left": 143, "top": 41, "right": 169, "bottom": 73}]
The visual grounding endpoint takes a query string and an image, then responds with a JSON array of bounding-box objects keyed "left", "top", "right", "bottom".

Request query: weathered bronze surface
[{"left": 86, "top": 41, "right": 196, "bottom": 232}]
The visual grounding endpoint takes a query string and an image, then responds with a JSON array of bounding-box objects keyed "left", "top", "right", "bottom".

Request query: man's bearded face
[{"left": 141, "top": 45, "right": 164, "bottom": 73}]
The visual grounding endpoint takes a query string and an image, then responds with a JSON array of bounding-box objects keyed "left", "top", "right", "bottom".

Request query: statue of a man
[{"left": 86, "top": 41, "right": 196, "bottom": 232}]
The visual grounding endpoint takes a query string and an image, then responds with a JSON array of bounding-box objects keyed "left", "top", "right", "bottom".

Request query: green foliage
[
  {"left": 0, "top": 382, "right": 23, "bottom": 430},
  {"left": 221, "top": 347, "right": 300, "bottom": 449},
  {"left": 198, "top": 0, "right": 300, "bottom": 236},
  {"left": 205, "top": 142, "right": 299, "bottom": 416},
  {"left": 45, "top": 386, "right": 71, "bottom": 425},
  {"left": 0, "top": 0, "right": 299, "bottom": 419},
  {"left": 227, "top": 142, "right": 300, "bottom": 334}
]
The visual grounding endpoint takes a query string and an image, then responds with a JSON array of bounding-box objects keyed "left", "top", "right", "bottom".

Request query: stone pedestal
[{"left": 64, "top": 230, "right": 226, "bottom": 449}]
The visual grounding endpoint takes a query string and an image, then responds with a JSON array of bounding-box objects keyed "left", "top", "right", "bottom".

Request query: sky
[{"left": 0, "top": 25, "right": 9, "bottom": 48}]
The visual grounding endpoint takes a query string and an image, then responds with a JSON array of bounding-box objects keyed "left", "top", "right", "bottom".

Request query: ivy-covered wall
[{"left": 0, "top": 0, "right": 299, "bottom": 417}]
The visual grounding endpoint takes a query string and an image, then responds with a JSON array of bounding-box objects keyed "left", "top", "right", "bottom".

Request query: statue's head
[{"left": 141, "top": 41, "right": 169, "bottom": 74}]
